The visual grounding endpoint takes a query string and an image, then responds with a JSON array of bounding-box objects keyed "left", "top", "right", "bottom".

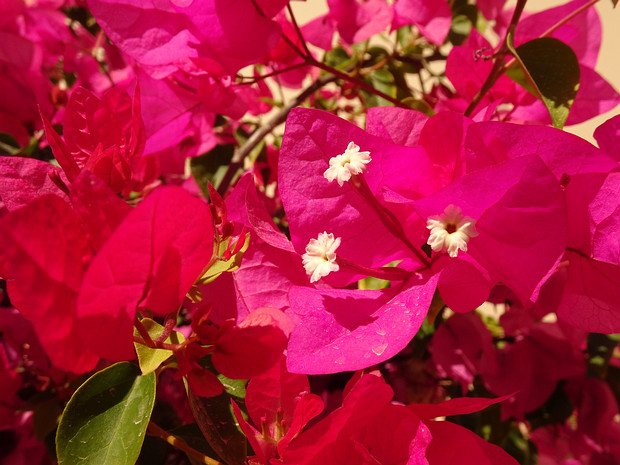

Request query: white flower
[
  {"left": 426, "top": 205, "right": 479, "bottom": 258},
  {"left": 302, "top": 232, "right": 341, "bottom": 283},
  {"left": 323, "top": 141, "right": 371, "bottom": 187}
]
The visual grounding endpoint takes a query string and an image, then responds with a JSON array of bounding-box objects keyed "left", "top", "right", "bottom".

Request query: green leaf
[
  {"left": 449, "top": 1, "right": 479, "bottom": 45},
  {"left": 396, "top": 26, "right": 414, "bottom": 49},
  {"left": 324, "top": 46, "right": 356, "bottom": 71},
  {"left": 56, "top": 362, "right": 156, "bottom": 465},
  {"left": 506, "top": 37, "right": 580, "bottom": 129},
  {"left": 134, "top": 318, "right": 185, "bottom": 375},
  {"left": 0, "top": 132, "right": 20, "bottom": 155},
  {"left": 187, "top": 389, "right": 247, "bottom": 465},
  {"left": 401, "top": 97, "right": 435, "bottom": 116},
  {"left": 358, "top": 276, "right": 391, "bottom": 290},
  {"left": 364, "top": 70, "right": 396, "bottom": 107},
  {"left": 217, "top": 374, "right": 247, "bottom": 399}
]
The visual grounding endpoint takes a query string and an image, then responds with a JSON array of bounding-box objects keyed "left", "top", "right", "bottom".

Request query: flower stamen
[
  {"left": 323, "top": 141, "right": 371, "bottom": 187},
  {"left": 302, "top": 232, "right": 341, "bottom": 283},
  {"left": 426, "top": 205, "right": 479, "bottom": 258}
]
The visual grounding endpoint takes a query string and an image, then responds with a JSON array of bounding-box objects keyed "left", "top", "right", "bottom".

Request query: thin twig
[
  {"left": 464, "top": 0, "right": 528, "bottom": 117},
  {"left": 237, "top": 62, "right": 309, "bottom": 85},
  {"left": 466, "top": 0, "right": 600, "bottom": 117},
  {"left": 499, "top": 0, "right": 600, "bottom": 74},
  {"left": 147, "top": 422, "right": 224, "bottom": 465},
  {"left": 311, "top": 60, "right": 409, "bottom": 108},
  {"left": 249, "top": 0, "right": 408, "bottom": 110},
  {"left": 217, "top": 74, "right": 338, "bottom": 195},
  {"left": 287, "top": 3, "right": 313, "bottom": 57},
  {"left": 539, "top": 0, "right": 600, "bottom": 39}
]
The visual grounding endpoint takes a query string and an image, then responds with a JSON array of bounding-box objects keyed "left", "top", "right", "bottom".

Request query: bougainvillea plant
[{"left": 0, "top": 0, "right": 619, "bottom": 463}]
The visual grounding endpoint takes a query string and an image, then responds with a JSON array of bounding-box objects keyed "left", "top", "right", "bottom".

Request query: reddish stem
[
  {"left": 134, "top": 316, "right": 155, "bottom": 347},
  {"left": 153, "top": 315, "right": 177, "bottom": 344},
  {"left": 147, "top": 422, "right": 224, "bottom": 465},
  {"left": 286, "top": 3, "right": 313, "bottom": 58},
  {"left": 337, "top": 256, "right": 415, "bottom": 281},
  {"left": 464, "top": 0, "right": 529, "bottom": 117},
  {"left": 500, "top": 0, "right": 600, "bottom": 73},
  {"left": 237, "top": 62, "right": 309, "bottom": 85},
  {"left": 351, "top": 175, "right": 430, "bottom": 267}
]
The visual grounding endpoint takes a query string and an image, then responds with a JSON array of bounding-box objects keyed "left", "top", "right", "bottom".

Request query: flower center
[
  {"left": 426, "top": 205, "right": 479, "bottom": 258},
  {"left": 445, "top": 222, "right": 457, "bottom": 234},
  {"left": 323, "top": 141, "right": 372, "bottom": 187},
  {"left": 302, "top": 232, "right": 341, "bottom": 283}
]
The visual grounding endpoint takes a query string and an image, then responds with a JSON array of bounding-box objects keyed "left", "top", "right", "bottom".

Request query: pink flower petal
[{"left": 77, "top": 186, "right": 214, "bottom": 360}]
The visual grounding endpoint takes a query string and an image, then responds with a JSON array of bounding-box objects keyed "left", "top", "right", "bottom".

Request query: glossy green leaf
[
  {"left": 134, "top": 318, "right": 185, "bottom": 375},
  {"left": 507, "top": 37, "right": 580, "bottom": 129},
  {"left": 56, "top": 362, "right": 156, "bottom": 465}
]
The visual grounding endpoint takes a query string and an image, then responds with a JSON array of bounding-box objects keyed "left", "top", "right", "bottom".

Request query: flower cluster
[{"left": 0, "top": 0, "right": 619, "bottom": 464}]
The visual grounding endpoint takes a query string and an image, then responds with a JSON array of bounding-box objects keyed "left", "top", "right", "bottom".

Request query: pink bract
[
  {"left": 88, "top": 0, "right": 284, "bottom": 77},
  {"left": 286, "top": 272, "right": 438, "bottom": 374},
  {"left": 0, "top": 195, "right": 99, "bottom": 373},
  {"left": 76, "top": 186, "right": 214, "bottom": 361}
]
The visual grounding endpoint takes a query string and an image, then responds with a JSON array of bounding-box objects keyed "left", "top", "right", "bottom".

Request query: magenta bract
[{"left": 76, "top": 186, "right": 214, "bottom": 360}]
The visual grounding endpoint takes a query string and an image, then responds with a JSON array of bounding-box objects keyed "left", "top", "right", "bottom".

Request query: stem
[
  {"left": 237, "top": 62, "right": 309, "bottom": 85},
  {"left": 351, "top": 175, "right": 430, "bottom": 267},
  {"left": 153, "top": 315, "right": 177, "bottom": 344},
  {"left": 464, "top": 0, "right": 528, "bottom": 117},
  {"left": 147, "top": 422, "right": 224, "bottom": 465},
  {"left": 250, "top": 0, "right": 309, "bottom": 60},
  {"left": 133, "top": 336, "right": 197, "bottom": 352},
  {"left": 500, "top": 0, "right": 600, "bottom": 74},
  {"left": 133, "top": 335, "right": 183, "bottom": 351},
  {"left": 281, "top": 32, "right": 309, "bottom": 60},
  {"left": 538, "top": 0, "right": 599, "bottom": 39},
  {"left": 134, "top": 316, "right": 155, "bottom": 346},
  {"left": 217, "top": 74, "right": 338, "bottom": 195},
  {"left": 250, "top": 0, "right": 409, "bottom": 109},
  {"left": 466, "top": 0, "right": 600, "bottom": 116},
  {"left": 310, "top": 60, "right": 409, "bottom": 108},
  {"left": 133, "top": 315, "right": 189, "bottom": 351},
  {"left": 337, "top": 256, "right": 414, "bottom": 281},
  {"left": 286, "top": 3, "right": 312, "bottom": 58},
  {"left": 92, "top": 30, "right": 116, "bottom": 87}
]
